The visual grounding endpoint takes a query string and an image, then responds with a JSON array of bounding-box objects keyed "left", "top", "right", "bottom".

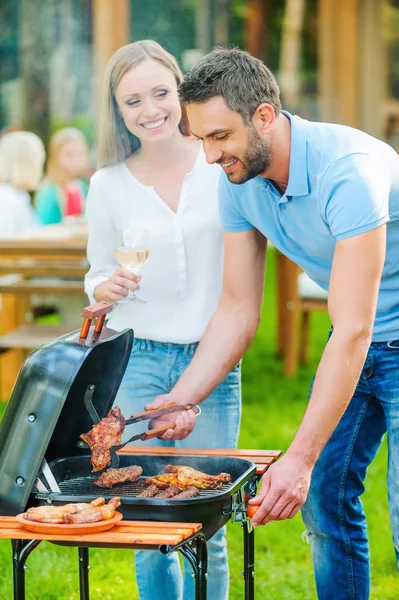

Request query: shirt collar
[{"left": 282, "top": 110, "right": 309, "bottom": 198}]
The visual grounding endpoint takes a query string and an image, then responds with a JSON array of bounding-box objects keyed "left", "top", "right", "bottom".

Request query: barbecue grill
[{"left": 0, "top": 303, "right": 266, "bottom": 599}]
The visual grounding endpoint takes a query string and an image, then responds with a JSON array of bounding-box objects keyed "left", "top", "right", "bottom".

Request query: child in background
[
  {"left": 0, "top": 131, "right": 45, "bottom": 238},
  {"left": 35, "top": 128, "right": 89, "bottom": 225}
]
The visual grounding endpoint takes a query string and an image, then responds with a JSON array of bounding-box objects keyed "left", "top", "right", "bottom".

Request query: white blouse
[
  {"left": 84, "top": 148, "right": 224, "bottom": 344},
  {"left": 0, "top": 184, "right": 39, "bottom": 238}
]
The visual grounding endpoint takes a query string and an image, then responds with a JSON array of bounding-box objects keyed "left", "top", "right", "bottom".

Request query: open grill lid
[{"left": 0, "top": 303, "right": 133, "bottom": 515}]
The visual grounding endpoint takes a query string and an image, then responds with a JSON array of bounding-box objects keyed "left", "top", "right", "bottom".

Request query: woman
[
  {"left": 0, "top": 131, "right": 45, "bottom": 238},
  {"left": 35, "top": 127, "right": 89, "bottom": 225},
  {"left": 84, "top": 41, "right": 241, "bottom": 600}
]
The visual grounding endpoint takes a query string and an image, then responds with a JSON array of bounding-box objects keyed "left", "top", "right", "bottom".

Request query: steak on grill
[{"left": 93, "top": 465, "right": 143, "bottom": 488}]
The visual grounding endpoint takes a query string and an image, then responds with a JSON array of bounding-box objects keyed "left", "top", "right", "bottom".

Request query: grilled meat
[
  {"left": 164, "top": 465, "right": 231, "bottom": 486},
  {"left": 93, "top": 465, "right": 143, "bottom": 488},
  {"left": 137, "top": 484, "right": 159, "bottom": 498},
  {"left": 173, "top": 486, "right": 200, "bottom": 499},
  {"left": 145, "top": 474, "right": 181, "bottom": 489},
  {"left": 156, "top": 485, "right": 181, "bottom": 498},
  {"left": 25, "top": 498, "right": 105, "bottom": 523},
  {"left": 80, "top": 407, "right": 126, "bottom": 472},
  {"left": 64, "top": 497, "right": 121, "bottom": 524},
  {"left": 147, "top": 465, "right": 231, "bottom": 491}
]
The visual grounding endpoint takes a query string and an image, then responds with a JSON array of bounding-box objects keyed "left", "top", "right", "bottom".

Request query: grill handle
[{"left": 79, "top": 302, "right": 114, "bottom": 341}]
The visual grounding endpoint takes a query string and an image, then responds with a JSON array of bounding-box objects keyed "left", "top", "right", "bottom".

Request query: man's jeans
[
  {"left": 301, "top": 339, "right": 399, "bottom": 599},
  {"left": 114, "top": 338, "right": 242, "bottom": 600}
]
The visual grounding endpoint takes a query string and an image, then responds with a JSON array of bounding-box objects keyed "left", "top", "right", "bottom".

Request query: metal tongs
[{"left": 109, "top": 403, "right": 201, "bottom": 468}]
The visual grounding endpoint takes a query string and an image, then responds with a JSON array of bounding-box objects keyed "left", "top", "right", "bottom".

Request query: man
[{"left": 146, "top": 48, "right": 399, "bottom": 599}]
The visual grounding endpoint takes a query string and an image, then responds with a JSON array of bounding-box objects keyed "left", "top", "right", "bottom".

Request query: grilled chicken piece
[
  {"left": 137, "top": 484, "right": 159, "bottom": 498},
  {"left": 156, "top": 485, "right": 181, "bottom": 498},
  {"left": 164, "top": 465, "right": 231, "bottom": 486},
  {"left": 146, "top": 466, "right": 231, "bottom": 491},
  {"left": 173, "top": 486, "right": 200, "bottom": 499},
  {"left": 80, "top": 407, "right": 126, "bottom": 472},
  {"left": 145, "top": 474, "right": 181, "bottom": 489},
  {"left": 25, "top": 498, "right": 105, "bottom": 524},
  {"left": 64, "top": 497, "right": 121, "bottom": 524},
  {"left": 93, "top": 465, "right": 143, "bottom": 488}
]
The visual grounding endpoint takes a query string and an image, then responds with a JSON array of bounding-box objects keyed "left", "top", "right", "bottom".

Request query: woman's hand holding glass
[
  {"left": 97, "top": 268, "right": 142, "bottom": 303},
  {"left": 114, "top": 228, "right": 150, "bottom": 303}
]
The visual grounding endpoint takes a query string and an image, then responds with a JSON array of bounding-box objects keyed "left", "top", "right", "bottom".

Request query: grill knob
[
  {"left": 16, "top": 477, "right": 25, "bottom": 486},
  {"left": 27, "top": 414, "right": 36, "bottom": 423}
]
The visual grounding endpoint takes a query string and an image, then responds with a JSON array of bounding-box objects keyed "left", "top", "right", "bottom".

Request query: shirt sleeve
[
  {"left": 84, "top": 179, "right": 119, "bottom": 304},
  {"left": 218, "top": 172, "right": 254, "bottom": 232},
  {"left": 320, "top": 153, "right": 390, "bottom": 241}
]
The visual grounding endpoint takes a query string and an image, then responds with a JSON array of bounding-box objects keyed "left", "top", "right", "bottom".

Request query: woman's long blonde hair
[
  {"left": 45, "top": 127, "right": 88, "bottom": 189},
  {"left": 98, "top": 40, "right": 190, "bottom": 169}
]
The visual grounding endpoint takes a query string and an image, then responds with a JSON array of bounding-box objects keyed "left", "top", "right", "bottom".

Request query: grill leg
[
  {"left": 243, "top": 524, "right": 255, "bottom": 600},
  {"left": 195, "top": 534, "right": 208, "bottom": 600},
  {"left": 179, "top": 533, "right": 208, "bottom": 600},
  {"left": 78, "top": 547, "right": 90, "bottom": 600},
  {"left": 11, "top": 539, "right": 41, "bottom": 600}
]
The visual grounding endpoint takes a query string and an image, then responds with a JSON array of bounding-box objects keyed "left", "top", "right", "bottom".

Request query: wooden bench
[
  {"left": 0, "top": 276, "right": 87, "bottom": 398},
  {"left": 0, "top": 260, "right": 88, "bottom": 278}
]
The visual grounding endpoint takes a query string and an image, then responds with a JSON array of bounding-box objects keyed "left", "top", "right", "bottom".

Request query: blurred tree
[
  {"left": 19, "top": 0, "right": 56, "bottom": 144},
  {"left": 279, "top": 0, "right": 305, "bottom": 112},
  {"left": 131, "top": 0, "right": 196, "bottom": 62}
]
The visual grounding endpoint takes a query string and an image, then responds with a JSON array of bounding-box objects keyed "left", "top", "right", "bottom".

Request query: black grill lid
[{"left": 0, "top": 324, "right": 133, "bottom": 515}]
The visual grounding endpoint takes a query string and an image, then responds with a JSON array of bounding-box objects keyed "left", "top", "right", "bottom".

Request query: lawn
[{"left": 0, "top": 247, "right": 398, "bottom": 599}]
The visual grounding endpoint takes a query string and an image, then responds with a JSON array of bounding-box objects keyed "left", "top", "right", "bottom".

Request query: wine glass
[{"left": 115, "top": 228, "right": 150, "bottom": 303}]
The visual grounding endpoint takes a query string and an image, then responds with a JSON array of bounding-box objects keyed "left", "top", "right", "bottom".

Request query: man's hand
[
  {"left": 248, "top": 454, "right": 312, "bottom": 526},
  {"left": 144, "top": 393, "right": 198, "bottom": 441}
]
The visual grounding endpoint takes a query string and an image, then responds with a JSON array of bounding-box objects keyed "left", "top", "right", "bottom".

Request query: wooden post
[
  {"left": 278, "top": 0, "right": 305, "bottom": 113},
  {"left": 358, "top": 0, "right": 384, "bottom": 137},
  {"left": 318, "top": 0, "right": 359, "bottom": 127},
  {"left": 245, "top": 0, "right": 269, "bottom": 60},
  {"left": 196, "top": 0, "right": 213, "bottom": 53},
  {"left": 92, "top": 0, "right": 130, "bottom": 114}
]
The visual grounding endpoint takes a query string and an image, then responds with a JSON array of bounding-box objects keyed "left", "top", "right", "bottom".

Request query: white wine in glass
[{"left": 115, "top": 228, "right": 150, "bottom": 303}]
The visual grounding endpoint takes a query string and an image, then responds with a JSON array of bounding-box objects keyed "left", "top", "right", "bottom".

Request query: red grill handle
[{"left": 79, "top": 301, "right": 114, "bottom": 340}]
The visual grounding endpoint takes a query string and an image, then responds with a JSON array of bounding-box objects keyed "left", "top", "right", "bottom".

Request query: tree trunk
[
  {"left": 19, "top": 0, "right": 55, "bottom": 144},
  {"left": 279, "top": 0, "right": 305, "bottom": 112},
  {"left": 245, "top": 0, "right": 269, "bottom": 60}
]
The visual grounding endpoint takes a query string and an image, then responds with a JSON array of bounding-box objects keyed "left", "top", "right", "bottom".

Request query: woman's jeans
[
  {"left": 301, "top": 339, "right": 399, "bottom": 599},
  {"left": 114, "top": 338, "right": 242, "bottom": 600}
]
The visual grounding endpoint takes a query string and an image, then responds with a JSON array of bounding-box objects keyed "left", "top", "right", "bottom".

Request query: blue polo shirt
[{"left": 219, "top": 111, "right": 399, "bottom": 341}]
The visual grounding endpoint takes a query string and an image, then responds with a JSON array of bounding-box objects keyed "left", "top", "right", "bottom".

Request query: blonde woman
[
  {"left": 84, "top": 41, "right": 241, "bottom": 600},
  {"left": 35, "top": 127, "right": 89, "bottom": 225},
  {"left": 0, "top": 131, "right": 45, "bottom": 238}
]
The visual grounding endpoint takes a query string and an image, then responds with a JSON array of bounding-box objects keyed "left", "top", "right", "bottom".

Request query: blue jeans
[
  {"left": 301, "top": 339, "right": 399, "bottom": 599},
  {"left": 113, "top": 338, "right": 242, "bottom": 600}
]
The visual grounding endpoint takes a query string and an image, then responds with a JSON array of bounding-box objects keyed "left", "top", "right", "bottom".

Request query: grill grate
[{"left": 58, "top": 476, "right": 230, "bottom": 499}]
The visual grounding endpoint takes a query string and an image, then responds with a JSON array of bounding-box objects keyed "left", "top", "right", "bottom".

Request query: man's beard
[{"left": 227, "top": 126, "right": 272, "bottom": 185}]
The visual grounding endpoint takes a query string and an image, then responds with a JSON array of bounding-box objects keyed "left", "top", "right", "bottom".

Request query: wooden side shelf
[
  {"left": 118, "top": 446, "right": 282, "bottom": 476},
  {"left": 0, "top": 517, "right": 202, "bottom": 551}
]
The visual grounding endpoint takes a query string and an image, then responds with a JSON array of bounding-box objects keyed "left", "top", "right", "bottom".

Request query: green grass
[{"left": 0, "top": 248, "right": 398, "bottom": 599}]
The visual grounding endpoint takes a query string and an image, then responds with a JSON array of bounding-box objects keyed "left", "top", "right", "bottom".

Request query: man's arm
[
  {"left": 250, "top": 224, "right": 386, "bottom": 524},
  {"left": 145, "top": 228, "right": 267, "bottom": 439}
]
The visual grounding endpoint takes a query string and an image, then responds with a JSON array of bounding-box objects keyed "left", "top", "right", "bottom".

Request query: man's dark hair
[{"left": 179, "top": 47, "right": 281, "bottom": 124}]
